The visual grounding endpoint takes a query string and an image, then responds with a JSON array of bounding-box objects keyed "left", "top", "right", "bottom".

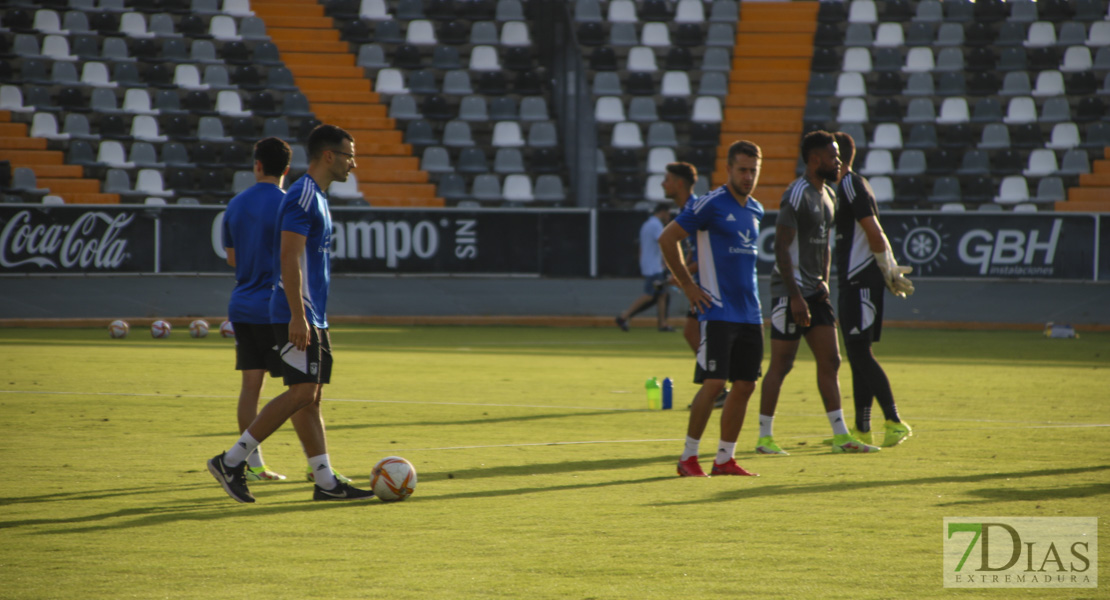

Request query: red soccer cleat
[
  {"left": 677, "top": 456, "right": 708, "bottom": 477},
  {"left": 710, "top": 459, "right": 759, "bottom": 477}
]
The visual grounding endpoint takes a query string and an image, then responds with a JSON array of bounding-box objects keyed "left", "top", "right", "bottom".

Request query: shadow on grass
[
  {"left": 655, "top": 464, "right": 1110, "bottom": 506},
  {"left": 0, "top": 455, "right": 678, "bottom": 534},
  {"left": 189, "top": 409, "right": 636, "bottom": 438},
  {"left": 936, "top": 482, "right": 1110, "bottom": 506}
]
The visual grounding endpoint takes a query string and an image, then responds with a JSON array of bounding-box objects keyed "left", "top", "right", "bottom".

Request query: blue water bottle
[{"left": 661, "top": 377, "right": 673, "bottom": 410}]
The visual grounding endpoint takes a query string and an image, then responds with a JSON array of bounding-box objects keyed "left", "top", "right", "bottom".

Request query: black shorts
[
  {"left": 838, "top": 281, "right": 885, "bottom": 343},
  {"left": 271, "top": 323, "right": 333, "bottom": 386},
  {"left": 694, "top": 321, "right": 764, "bottom": 383},
  {"left": 769, "top": 293, "right": 837, "bottom": 341},
  {"left": 233, "top": 322, "right": 282, "bottom": 377}
]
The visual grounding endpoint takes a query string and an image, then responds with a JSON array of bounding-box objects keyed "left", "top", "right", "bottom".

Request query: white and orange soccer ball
[
  {"left": 189, "top": 319, "right": 209, "bottom": 338},
  {"left": 371, "top": 456, "right": 417, "bottom": 502},
  {"left": 219, "top": 320, "right": 235, "bottom": 338},
  {"left": 108, "top": 320, "right": 129, "bottom": 339},
  {"left": 150, "top": 320, "right": 171, "bottom": 338}
]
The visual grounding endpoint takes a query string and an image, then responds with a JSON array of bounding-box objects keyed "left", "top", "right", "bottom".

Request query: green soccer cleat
[
  {"left": 754, "top": 436, "right": 789, "bottom": 455},
  {"left": 822, "top": 428, "right": 872, "bottom": 446},
  {"left": 831, "top": 433, "right": 881, "bottom": 454},
  {"left": 305, "top": 467, "right": 352, "bottom": 484},
  {"left": 246, "top": 466, "right": 287, "bottom": 482},
  {"left": 882, "top": 420, "right": 913, "bottom": 447}
]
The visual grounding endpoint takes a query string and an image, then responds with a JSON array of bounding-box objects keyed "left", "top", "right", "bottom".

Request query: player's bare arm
[
  {"left": 280, "top": 230, "right": 310, "bottom": 351},
  {"left": 225, "top": 247, "right": 236, "bottom": 268},
  {"left": 659, "top": 221, "right": 711, "bottom": 313},
  {"left": 774, "top": 223, "right": 811, "bottom": 327}
]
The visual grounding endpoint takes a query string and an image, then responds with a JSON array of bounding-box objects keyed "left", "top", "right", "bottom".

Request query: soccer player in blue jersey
[
  {"left": 659, "top": 141, "right": 765, "bottom": 477},
  {"left": 222, "top": 137, "right": 292, "bottom": 482},
  {"left": 832, "top": 131, "right": 913, "bottom": 447},
  {"left": 209, "top": 124, "right": 375, "bottom": 502},
  {"left": 756, "top": 131, "right": 879, "bottom": 456}
]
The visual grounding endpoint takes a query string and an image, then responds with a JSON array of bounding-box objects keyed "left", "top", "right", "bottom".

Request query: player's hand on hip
[
  {"left": 790, "top": 294, "right": 811, "bottom": 328},
  {"left": 289, "top": 317, "right": 310, "bottom": 351},
  {"left": 682, "top": 281, "right": 712, "bottom": 314}
]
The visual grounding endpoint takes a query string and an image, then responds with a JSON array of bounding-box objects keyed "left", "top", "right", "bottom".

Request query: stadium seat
[
  {"left": 978, "top": 124, "right": 1011, "bottom": 149},
  {"left": 895, "top": 150, "right": 927, "bottom": 175},
  {"left": 849, "top": 0, "right": 877, "bottom": 23},
  {"left": 1032, "top": 177, "right": 1065, "bottom": 203},
  {"left": 1059, "top": 149, "right": 1091, "bottom": 175},
  {"left": 627, "top": 47, "right": 658, "bottom": 72},
  {"left": 491, "top": 121, "right": 524, "bottom": 147},
  {"left": 490, "top": 148, "right": 522, "bottom": 174},
  {"left": 626, "top": 97, "right": 658, "bottom": 122},
  {"left": 456, "top": 147, "right": 489, "bottom": 174},
  {"left": 1024, "top": 21, "right": 1056, "bottom": 47},
  {"left": 859, "top": 150, "right": 894, "bottom": 176},
  {"left": 905, "top": 98, "right": 936, "bottom": 123},
  {"left": 443, "top": 70, "right": 473, "bottom": 95},
  {"left": 928, "top": 177, "right": 961, "bottom": 203},
  {"left": 533, "top": 175, "right": 565, "bottom": 203},
  {"left": 1039, "top": 97, "right": 1072, "bottom": 123},
  {"left": 871, "top": 124, "right": 903, "bottom": 150},
  {"left": 96, "top": 140, "right": 132, "bottom": 167},
  {"left": 442, "top": 120, "right": 476, "bottom": 147},
  {"left": 837, "top": 98, "right": 869, "bottom": 123},
  {"left": 1023, "top": 149, "right": 1059, "bottom": 176},
  {"left": 994, "top": 176, "right": 1030, "bottom": 204},
  {"left": 1003, "top": 97, "right": 1038, "bottom": 124},
  {"left": 437, "top": 173, "right": 467, "bottom": 201},
  {"left": 1060, "top": 46, "right": 1093, "bottom": 72},
  {"left": 836, "top": 72, "right": 866, "bottom": 97},
  {"left": 844, "top": 23, "right": 874, "bottom": 47},
  {"left": 1000, "top": 71, "right": 1033, "bottom": 96},
  {"left": 136, "top": 169, "right": 171, "bottom": 197},
  {"left": 503, "top": 174, "right": 533, "bottom": 203}
]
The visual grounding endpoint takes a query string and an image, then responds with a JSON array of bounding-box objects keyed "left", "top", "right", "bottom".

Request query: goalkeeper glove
[{"left": 874, "top": 235, "right": 915, "bottom": 298}]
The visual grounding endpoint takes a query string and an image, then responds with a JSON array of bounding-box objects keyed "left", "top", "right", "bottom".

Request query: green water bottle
[{"left": 645, "top": 377, "right": 661, "bottom": 410}]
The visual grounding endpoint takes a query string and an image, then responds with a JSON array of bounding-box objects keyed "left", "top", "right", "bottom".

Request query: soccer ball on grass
[{"left": 371, "top": 456, "right": 417, "bottom": 502}]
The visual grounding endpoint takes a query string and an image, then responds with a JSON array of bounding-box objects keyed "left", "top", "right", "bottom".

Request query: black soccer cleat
[
  {"left": 313, "top": 481, "right": 376, "bottom": 501},
  {"left": 615, "top": 316, "right": 629, "bottom": 332},
  {"left": 208, "top": 452, "right": 255, "bottom": 504}
]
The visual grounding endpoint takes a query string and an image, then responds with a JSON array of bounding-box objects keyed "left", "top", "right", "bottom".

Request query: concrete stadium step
[
  {"left": 1066, "top": 188, "right": 1110, "bottom": 203},
  {"left": 268, "top": 27, "right": 341, "bottom": 41},
  {"left": 253, "top": 0, "right": 441, "bottom": 207},
  {"left": 36, "top": 178, "right": 100, "bottom": 194},
  {"left": 62, "top": 193, "right": 121, "bottom": 204},
  {"left": 1054, "top": 199, "right": 1110, "bottom": 212},
  {"left": 359, "top": 183, "right": 439, "bottom": 201},
  {"left": 0, "top": 136, "right": 48, "bottom": 150},
  {"left": 23, "top": 164, "right": 83, "bottom": 178},
  {"left": 717, "top": 0, "right": 818, "bottom": 206}
]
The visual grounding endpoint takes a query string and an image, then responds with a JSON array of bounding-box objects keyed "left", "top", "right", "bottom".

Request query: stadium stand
[{"left": 1, "top": 0, "right": 1107, "bottom": 211}]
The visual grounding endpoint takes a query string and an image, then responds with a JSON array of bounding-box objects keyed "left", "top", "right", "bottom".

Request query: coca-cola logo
[{"left": 0, "top": 210, "right": 134, "bottom": 269}]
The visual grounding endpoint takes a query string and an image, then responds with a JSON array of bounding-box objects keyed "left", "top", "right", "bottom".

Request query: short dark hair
[
  {"left": 801, "top": 130, "right": 836, "bottom": 163},
  {"left": 253, "top": 137, "right": 291, "bottom": 178},
  {"left": 727, "top": 140, "right": 762, "bottom": 165},
  {"left": 664, "top": 162, "right": 697, "bottom": 186},
  {"left": 306, "top": 124, "right": 354, "bottom": 161},
  {"left": 834, "top": 131, "right": 856, "bottom": 169}
]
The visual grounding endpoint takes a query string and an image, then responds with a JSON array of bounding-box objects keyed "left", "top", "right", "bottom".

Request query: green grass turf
[{"left": 0, "top": 325, "right": 1107, "bottom": 600}]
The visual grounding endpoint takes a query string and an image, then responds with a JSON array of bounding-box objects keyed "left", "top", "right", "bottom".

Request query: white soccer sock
[
  {"left": 246, "top": 448, "right": 265, "bottom": 469},
  {"left": 827, "top": 409, "right": 850, "bottom": 436},
  {"left": 715, "top": 440, "right": 736, "bottom": 465},
  {"left": 224, "top": 431, "right": 260, "bottom": 466},
  {"left": 680, "top": 436, "right": 700, "bottom": 461},
  {"left": 759, "top": 414, "right": 774, "bottom": 438},
  {"left": 308, "top": 454, "right": 337, "bottom": 490}
]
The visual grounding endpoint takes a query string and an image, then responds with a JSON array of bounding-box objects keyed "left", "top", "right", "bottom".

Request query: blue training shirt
[
  {"left": 673, "top": 185, "right": 763, "bottom": 325},
  {"left": 223, "top": 182, "right": 284, "bottom": 324},
  {"left": 269, "top": 174, "right": 333, "bottom": 329}
]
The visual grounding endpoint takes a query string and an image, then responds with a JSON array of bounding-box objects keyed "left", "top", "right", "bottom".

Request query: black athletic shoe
[
  {"left": 313, "top": 481, "right": 376, "bottom": 501},
  {"left": 615, "top": 316, "right": 629, "bottom": 332},
  {"left": 208, "top": 452, "right": 255, "bottom": 504}
]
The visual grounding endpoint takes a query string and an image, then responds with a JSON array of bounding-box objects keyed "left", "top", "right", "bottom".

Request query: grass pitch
[{"left": 0, "top": 325, "right": 1107, "bottom": 600}]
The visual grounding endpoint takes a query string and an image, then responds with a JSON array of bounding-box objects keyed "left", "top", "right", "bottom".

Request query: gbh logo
[
  {"left": 943, "top": 517, "right": 1097, "bottom": 588},
  {"left": 957, "top": 219, "right": 1063, "bottom": 276}
]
